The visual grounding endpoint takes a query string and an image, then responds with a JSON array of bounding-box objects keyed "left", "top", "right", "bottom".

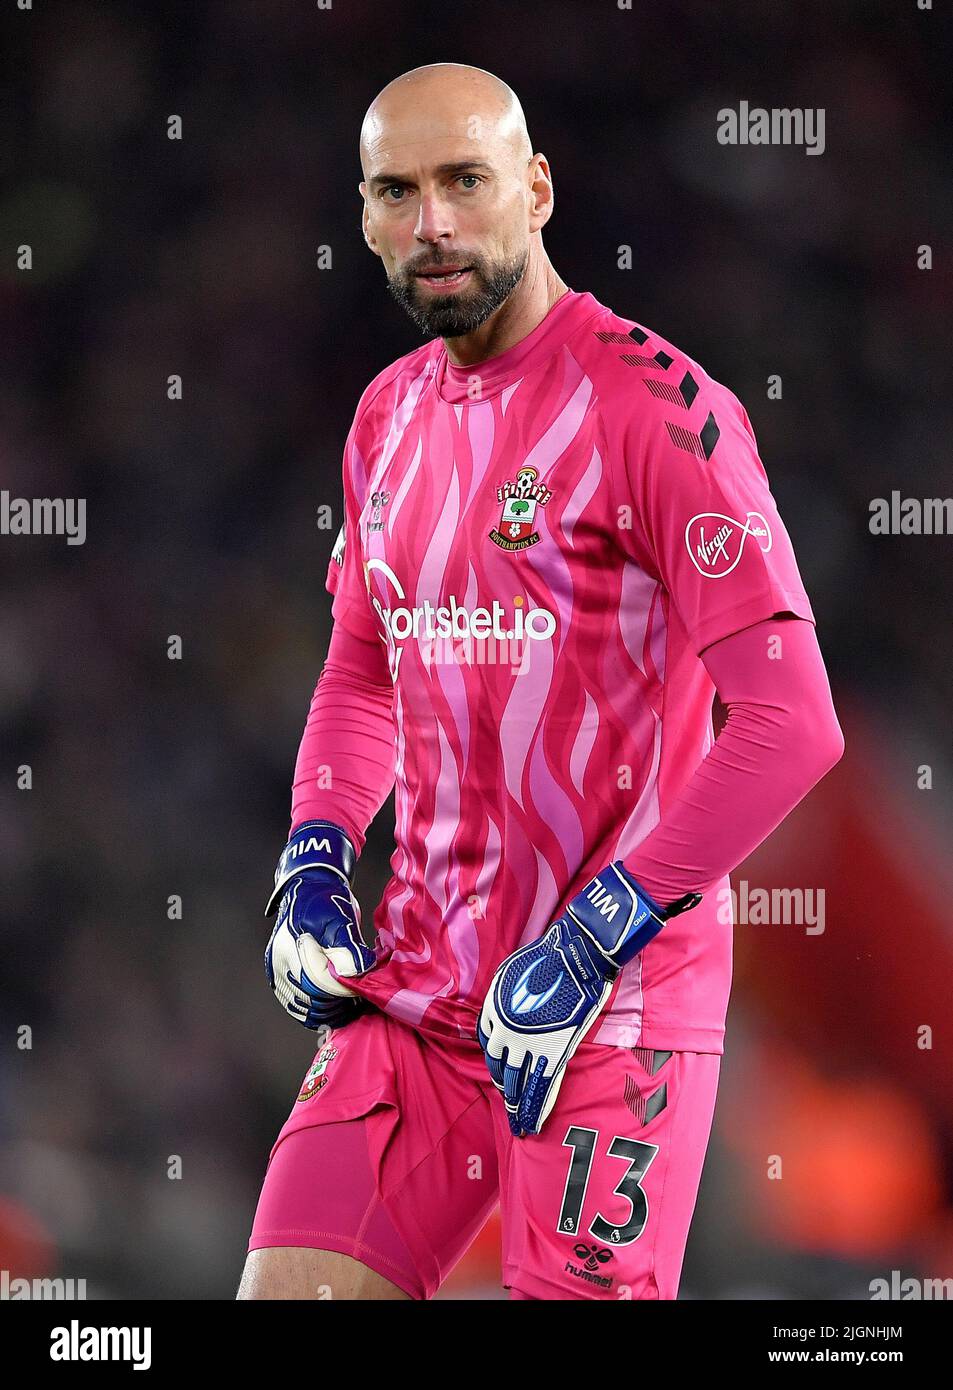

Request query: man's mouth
[{"left": 415, "top": 266, "right": 473, "bottom": 293}]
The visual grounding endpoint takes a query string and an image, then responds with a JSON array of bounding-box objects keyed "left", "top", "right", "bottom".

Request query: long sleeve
[
  {"left": 621, "top": 616, "right": 845, "bottom": 903},
  {"left": 289, "top": 621, "right": 397, "bottom": 853}
]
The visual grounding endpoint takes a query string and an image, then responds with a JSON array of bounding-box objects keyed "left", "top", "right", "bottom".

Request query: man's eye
[
  {"left": 457, "top": 175, "right": 481, "bottom": 190},
  {"left": 382, "top": 185, "right": 406, "bottom": 202}
]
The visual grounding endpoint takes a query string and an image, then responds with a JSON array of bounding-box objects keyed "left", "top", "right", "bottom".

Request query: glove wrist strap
[
  {"left": 567, "top": 862, "right": 702, "bottom": 968},
  {"left": 265, "top": 819, "right": 356, "bottom": 916}
]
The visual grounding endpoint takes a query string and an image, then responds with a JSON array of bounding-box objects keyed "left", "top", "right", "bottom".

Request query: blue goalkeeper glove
[
  {"left": 264, "top": 820, "right": 376, "bottom": 1031},
  {"left": 478, "top": 864, "right": 701, "bottom": 1137}
]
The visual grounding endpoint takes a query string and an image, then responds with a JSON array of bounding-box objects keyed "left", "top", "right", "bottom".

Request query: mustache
[{"left": 403, "top": 252, "right": 482, "bottom": 277}]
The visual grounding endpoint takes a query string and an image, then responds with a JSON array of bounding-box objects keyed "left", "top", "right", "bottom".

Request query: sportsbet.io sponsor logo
[
  {"left": 389, "top": 596, "right": 556, "bottom": 676},
  {"left": 365, "top": 558, "right": 556, "bottom": 676},
  {"left": 382, "top": 596, "right": 556, "bottom": 644}
]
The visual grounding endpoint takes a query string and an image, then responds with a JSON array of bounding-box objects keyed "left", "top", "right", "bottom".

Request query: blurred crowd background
[{"left": 2, "top": 0, "right": 952, "bottom": 1299}]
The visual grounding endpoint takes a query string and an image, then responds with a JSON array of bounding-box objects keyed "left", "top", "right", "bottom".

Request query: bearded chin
[{"left": 387, "top": 253, "right": 528, "bottom": 338}]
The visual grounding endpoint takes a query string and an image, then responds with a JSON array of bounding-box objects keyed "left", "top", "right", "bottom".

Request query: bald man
[{"left": 240, "top": 64, "right": 843, "bottom": 1301}]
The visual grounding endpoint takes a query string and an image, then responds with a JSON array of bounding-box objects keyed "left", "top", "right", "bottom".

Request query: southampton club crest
[
  {"left": 489, "top": 466, "right": 553, "bottom": 551},
  {"left": 296, "top": 1043, "right": 338, "bottom": 1102}
]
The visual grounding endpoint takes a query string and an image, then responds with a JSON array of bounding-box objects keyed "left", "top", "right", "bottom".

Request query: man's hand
[
  {"left": 478, "top": 865, "right": 700, "bottom": 1137},
  {"left": 264, "top": 820, "right": 375, "bottom": 1030}
]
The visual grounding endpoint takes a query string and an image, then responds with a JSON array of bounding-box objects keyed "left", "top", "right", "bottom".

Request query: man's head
[{"left": 359, "top": 64, "right": 555, "bottom": 339}]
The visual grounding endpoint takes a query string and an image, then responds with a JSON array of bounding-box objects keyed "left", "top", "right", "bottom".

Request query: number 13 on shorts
[
  {"left": 559, "top": 1125, "right": 657, "bottom": 1247},
  {"left": 493, "top": 1046, "right": 721, "bottom": 1300}
]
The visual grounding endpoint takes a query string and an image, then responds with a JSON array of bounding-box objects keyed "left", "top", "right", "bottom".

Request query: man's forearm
[
  {"left": 290, "top": 621, "right": 396, "bottom": 852},
  {"left": 623, "top": 617, "right": 845, "bottom": 902}
]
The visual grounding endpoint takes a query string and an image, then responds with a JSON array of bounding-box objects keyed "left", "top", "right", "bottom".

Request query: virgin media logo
[{"left": 685, "top": 510, "right": 772, "bottom": 578}]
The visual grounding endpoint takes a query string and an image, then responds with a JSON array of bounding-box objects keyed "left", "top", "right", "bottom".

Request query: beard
[{"left": 386, "top": 249, "right": 528, "bottom": 339}]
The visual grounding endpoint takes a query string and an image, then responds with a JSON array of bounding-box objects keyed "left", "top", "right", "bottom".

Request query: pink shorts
[{"left": 247, "top": 1010, "right": 720, "bottom": 1300}]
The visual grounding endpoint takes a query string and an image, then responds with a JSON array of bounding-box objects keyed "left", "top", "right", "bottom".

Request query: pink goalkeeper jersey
[{"left": 326, "top": 289, "right": 815, "bottom": 1053}]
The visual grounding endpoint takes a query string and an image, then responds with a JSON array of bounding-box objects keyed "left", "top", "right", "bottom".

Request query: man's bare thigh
[{"left": 237, "top": 1246, "right": 411, "bottom": 1301}]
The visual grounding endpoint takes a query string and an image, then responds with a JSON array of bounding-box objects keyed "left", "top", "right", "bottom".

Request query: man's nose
[{"left": 414, "top": 193, "right": 455, "bottom": 243}]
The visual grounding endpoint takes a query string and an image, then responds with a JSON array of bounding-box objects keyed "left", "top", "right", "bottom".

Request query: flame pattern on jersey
[{"left": 325, "top": 291, "right": 814, "bottom": 1052}]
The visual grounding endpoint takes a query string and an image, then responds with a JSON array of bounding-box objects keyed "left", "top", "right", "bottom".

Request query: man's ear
[
  {"left": 359, "top": 184, "right": 380, "bottom": 256},
  {"left": 527, "top": 153, "right": 555, "bottom": 234}
]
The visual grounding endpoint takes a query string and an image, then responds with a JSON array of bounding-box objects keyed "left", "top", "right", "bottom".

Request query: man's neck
[{"left": 443, "top": 260, "right": 571, "bottom": 368}]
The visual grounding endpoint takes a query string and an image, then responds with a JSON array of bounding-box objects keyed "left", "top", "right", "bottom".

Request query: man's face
[{"left": 361, "top": 126, "right": 532, "bottom": 338}]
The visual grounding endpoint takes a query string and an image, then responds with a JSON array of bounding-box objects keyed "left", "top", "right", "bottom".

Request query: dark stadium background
[{"left": 2, "top": 1, "right": 952, "bottom": 1299}]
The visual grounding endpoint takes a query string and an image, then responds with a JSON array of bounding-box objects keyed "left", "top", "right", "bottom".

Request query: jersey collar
[{"left": 433, "top": 289, "right": 604, "bottom": 403}]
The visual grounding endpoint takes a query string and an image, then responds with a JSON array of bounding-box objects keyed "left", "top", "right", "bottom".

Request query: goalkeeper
[{"left": 240, "top": 61, "right": 844, "bottom": 1303}]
